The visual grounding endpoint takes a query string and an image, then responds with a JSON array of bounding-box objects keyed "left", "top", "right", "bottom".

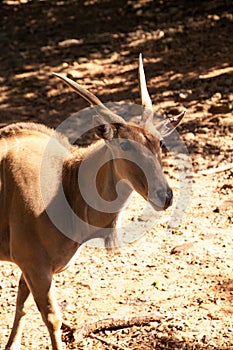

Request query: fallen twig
[
  {"left": 170, "top": 241, "right": 196, "bottom": 254},
  {"left": 75, "top": 313, "right": 164, "bottom": 341},
  {"left": 196, "top": 163, "right": 233, "bottom": 176}
]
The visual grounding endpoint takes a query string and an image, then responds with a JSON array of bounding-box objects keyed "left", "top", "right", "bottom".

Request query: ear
[
  {"left": 157, "top": 110, "right": 186, "bottom": 138},
  {"left": 93, "top": 115, "right": 114, "bottom": 140}
]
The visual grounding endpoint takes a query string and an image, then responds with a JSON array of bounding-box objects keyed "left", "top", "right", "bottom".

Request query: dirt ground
[{"left": 0, "top": 0, "right": 233, "bottom": 349}]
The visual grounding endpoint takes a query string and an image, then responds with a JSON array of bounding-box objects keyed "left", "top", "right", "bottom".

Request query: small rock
[
  {"left": 179, "top": 92, "right": 188, "bottom": 100},
  {"left": 67, "top": 70, "right": 83, "bottom": 79},
  {"left": 211, "top": 92, "right": 222, "bottom": 102},
  {"left": 219, "top": 117, "right": 233, "bottom": 128},
  {"left": 185, "top": 132, "right": 195, "bottom": 141}
]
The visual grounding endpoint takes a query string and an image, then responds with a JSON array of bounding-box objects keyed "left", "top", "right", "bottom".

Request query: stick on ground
[{"left": 74, "top": 313, "right": 164, "bottom": 341}]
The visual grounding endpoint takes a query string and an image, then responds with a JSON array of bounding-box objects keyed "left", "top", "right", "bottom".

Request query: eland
[{"left": 0, "top": 55, "right": 185, "bottom": 349}]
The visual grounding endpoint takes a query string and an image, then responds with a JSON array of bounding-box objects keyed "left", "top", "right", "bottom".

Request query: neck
[{"left": 62, "top": 141, "right": 132, "bottom": 243}]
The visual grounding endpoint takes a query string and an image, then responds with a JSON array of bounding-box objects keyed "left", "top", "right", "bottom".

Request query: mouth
[{"left": 149, "top": 199, "right": 172, "bottom": 211}]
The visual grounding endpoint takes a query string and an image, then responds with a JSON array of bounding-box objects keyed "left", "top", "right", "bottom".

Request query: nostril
[
  {"left": 157, "top": 188, "right": 173, "bottom": 208},
  {"left": 166, "top": 189, "right": 173, "bottom": 206}
]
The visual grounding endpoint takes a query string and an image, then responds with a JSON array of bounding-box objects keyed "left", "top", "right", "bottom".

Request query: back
[{"left": 0, "top": 124, "right": 70, "bottom": 236}]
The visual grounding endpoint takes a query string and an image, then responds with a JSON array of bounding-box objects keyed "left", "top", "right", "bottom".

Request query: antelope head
[{"left": 54, "top": 55, "right": 185, "bottom": 211}]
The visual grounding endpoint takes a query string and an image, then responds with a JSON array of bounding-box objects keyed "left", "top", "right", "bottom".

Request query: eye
[{"left": 120, "top": 140, "right": 132, "bottom": 152}]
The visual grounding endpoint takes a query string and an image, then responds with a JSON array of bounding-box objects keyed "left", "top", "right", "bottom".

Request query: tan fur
[
  {"left": 0, "top": 120, "right": 172, "bottom": 350},
  {"left": 0, "top": 56, "right": 184, "bottom": 349}
]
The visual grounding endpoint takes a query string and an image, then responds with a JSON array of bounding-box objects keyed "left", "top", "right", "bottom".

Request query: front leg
[
  {"left": 5, "top": 273, "right": 30, "bottom": 350},
  {"left": 23, "top": 266, "right": 63, "bottom": 350}
]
